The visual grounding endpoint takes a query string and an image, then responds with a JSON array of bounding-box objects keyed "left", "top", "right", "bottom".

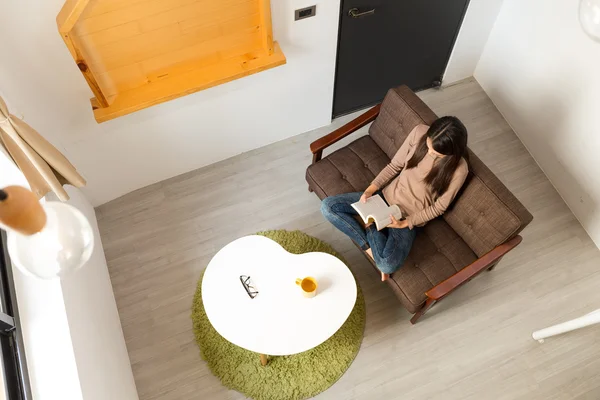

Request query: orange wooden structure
[{"left": 57, "top": 0, "right": 286, "bottom": 122}]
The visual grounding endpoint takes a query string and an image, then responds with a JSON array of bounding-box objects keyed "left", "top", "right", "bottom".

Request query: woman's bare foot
[{"left": 364, "top": 249, "right": 389, "bottom": 281}]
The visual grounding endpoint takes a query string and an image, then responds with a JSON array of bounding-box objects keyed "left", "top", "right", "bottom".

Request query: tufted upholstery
[
  {"left": 373, "top": 219, "right": 477, "bottom": 313},
  {"left": 306, "top": 85, "right": 533, "bottom": 316},
  {"left": 306, "top": 136, "right": 390, "bottom": 200},
  {"left": 443, "top": 150, "right": 533, "bottom": 257}
]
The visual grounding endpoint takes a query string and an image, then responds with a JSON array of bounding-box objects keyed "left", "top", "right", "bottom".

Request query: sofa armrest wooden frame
[
  {"left": 309, "top": 104, "right": 381, "bottom": 164},
  {"left": 409, "top": 235, "right": 523, "bottom": 324}
]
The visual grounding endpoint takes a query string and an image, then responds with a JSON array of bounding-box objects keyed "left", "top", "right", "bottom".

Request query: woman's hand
[
  {"left": 360, "top": 184, "right": 378, "bottom": 203},
  {"left": 359, "top": 192, "right": 371, "bottom": 203},
  {"left": 389, "top": 215, "right": 409, "bottom": 229}
]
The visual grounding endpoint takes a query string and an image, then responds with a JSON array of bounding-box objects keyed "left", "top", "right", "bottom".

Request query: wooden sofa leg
[
  {"left": 410, "top": 297, "right": 436, "bottom": 325},
  {"left": 308, "top": 186, "right": 314, "bottom": 192}
]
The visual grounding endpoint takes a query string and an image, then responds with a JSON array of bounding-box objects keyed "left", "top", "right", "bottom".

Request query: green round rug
[{"left": 191, "top": 230, "right": 366, "bottom": 400}]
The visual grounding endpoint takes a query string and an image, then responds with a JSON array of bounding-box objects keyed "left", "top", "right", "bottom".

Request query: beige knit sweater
[{"left": 372, "top": 124, "right": 468, "bottom": 229}]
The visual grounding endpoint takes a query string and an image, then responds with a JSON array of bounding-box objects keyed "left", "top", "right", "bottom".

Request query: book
[{"left": 351, "top": 194, "right": 403, "bottom": 231}]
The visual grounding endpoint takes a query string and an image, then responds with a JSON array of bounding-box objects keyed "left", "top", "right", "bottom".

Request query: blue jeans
[{"left": 320, "top": 192, "right": 416, "bottom": 274}]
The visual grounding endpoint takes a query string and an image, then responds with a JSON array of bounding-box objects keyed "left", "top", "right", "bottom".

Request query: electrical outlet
[{"left": 295, "top": 5, "right": 316, "bottom": 21}]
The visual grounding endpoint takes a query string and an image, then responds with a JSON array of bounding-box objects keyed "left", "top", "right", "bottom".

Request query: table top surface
[{"left": 202, "top": 235, "right": 357, "bottom": 356}]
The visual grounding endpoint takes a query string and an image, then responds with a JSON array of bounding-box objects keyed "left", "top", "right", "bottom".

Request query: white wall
[
  {"left": 443, "top": 0, "right": 504, "bottom": 85},
  {"left": 475, "top": 0, "right": 600, "bottom": 246},
  {"left": 57, "top": 186, "right": 139, "bottom": 400},
  {"left": 0, "top": 0, "right": 342, "bottom": 206}
]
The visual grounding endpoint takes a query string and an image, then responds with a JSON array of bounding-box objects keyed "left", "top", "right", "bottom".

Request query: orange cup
[{"left": 295, "top": 277, "right": 318, "bottom": 298}]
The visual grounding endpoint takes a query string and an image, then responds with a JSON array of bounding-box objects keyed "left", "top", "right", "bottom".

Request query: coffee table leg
[{"left": 260, "top": 354, "right": 268, "bottom": 366}]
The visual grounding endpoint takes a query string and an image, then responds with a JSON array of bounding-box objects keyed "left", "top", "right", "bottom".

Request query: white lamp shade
[
  {"left": 7, "top": 202, "right": 94, "bottom": 279},
  {"left": 580, "top": 0, "right": 600, "bottom": 42}
]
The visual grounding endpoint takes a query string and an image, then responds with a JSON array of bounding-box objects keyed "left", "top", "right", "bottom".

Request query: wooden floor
[{"left": 97, "top": 79, "right": 600, "bottom": 400}]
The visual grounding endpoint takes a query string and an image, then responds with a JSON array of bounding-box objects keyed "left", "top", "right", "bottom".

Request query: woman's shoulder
[
  {"left": 408, "top": 124, "right": 430, "bottom": 144},
  {"left": 414, "top": 124, "right": 430, "bottom": 136}
]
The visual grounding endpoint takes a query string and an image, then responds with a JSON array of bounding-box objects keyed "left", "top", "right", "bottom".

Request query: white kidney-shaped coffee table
[{"left": 202, "top": 235, "right": 357, "bottom": 365}]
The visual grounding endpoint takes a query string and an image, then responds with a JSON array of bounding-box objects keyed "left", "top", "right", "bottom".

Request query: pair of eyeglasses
[{"left": 240, "top": 275, "right": 259, "bottom": 299}]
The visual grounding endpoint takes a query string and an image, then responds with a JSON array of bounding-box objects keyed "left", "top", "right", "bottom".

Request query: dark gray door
[{"left": 333, "top": 0, "right": 469, "bottom": 117}]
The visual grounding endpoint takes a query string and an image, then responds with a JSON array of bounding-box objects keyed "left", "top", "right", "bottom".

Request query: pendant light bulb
[
  {"left": 580, "top": 0, "right": 600, "bottom": 42},
  {"left": 0, "top": 186, "right": 94, "bottom": 280}
]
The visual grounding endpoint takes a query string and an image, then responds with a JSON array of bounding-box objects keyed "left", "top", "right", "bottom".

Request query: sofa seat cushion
[
  {"left": 386, "top": 218, "right": 478, "bottom": 313},
  {"left": 306, "top": 135, "right": 390, "bottom": 199}
]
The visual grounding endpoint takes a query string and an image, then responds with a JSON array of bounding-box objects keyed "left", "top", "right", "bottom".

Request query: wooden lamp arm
[
  {"left": 310, "top": 104, "right": 381, "bottom": 163},
  {"left": 425, "top": 235, "right": 523, "bottom": 300}
]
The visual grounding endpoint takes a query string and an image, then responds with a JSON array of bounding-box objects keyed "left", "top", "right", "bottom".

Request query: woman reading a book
[{"left": 321, "top": 117, "right": 469, "bottom": 281}]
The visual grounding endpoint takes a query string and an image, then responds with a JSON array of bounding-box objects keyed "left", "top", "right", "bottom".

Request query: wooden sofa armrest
[
  {"left": 309, "top": 104, "right": 381, "bottom": 164},
  {"left": 425, "top": 235, "right": 523, "bottom": 300}
]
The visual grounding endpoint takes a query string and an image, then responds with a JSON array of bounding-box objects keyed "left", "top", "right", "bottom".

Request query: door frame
[{"left": 331, "top": 0, "right": 472, "bottom": 119}]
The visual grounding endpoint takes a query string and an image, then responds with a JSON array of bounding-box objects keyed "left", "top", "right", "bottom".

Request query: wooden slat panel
[
  {"left": 95, "top": 26, "right": 260, "bottom": 97},
  {"left": 178, "top": 4, "right": 259, "bottom": 35},
  {"left": 58, "top": 0, "right": 282, "bottom": 117},
  {"left": 69, "top": 33, "right": 111, "bottom": 106},
  {"left": 57, "top": 0, "right": 90, "bottom": 33},
  {"left": 76, "top": 0, "right": 198, "bottom": 34},
  {"left": 218, "top": 34, "right": 263, "bottom": 60},
  {"left": 76, "top": 1, "right": 257, "bottom": 69},
  {"left": 258, "top": 0, "right": 274, "bottom": 55},
  {"left": 139, "top": 0, "right": 256, "bottom": 33},
  {"left": 97, "top": 64, "right": 147, "bottom": 97},
  {"left": 86, "top": 24, "right": 184, "bottom": 71},
  {"left": 92, "top": 43, "right": 285, "bottom": 122},
  {"left": 143, "top": 54, "right": 221, "bottom": 86},
  {"left": 75, "top": 21, "right": 142, "bottom": 48},
  {"left": 94, "top": 72, "right": 118, "bottom": 98},
  {"left": 85, "top": 7, "right": 260, "bottom": 74},
  {"left": 80, "top": 0, "right": 151, "bottom": 19},
  {"left": 180, "top": 12, "right": 261, "bottom": 44},
  {"left": 142, "top": 30, "right": 261, "bottom": 81}
]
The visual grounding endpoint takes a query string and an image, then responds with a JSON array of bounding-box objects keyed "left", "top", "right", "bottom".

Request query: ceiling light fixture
[
  {"left": 0, "top": 186, "right": 93, "bottom": 280},
  {"left": 580, "top": 0, "right": 600, "bottom": 42}
]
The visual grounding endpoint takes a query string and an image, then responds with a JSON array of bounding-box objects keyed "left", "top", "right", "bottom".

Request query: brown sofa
[{"left": 306, "top": 86, "right": 533, "bottom": 324}]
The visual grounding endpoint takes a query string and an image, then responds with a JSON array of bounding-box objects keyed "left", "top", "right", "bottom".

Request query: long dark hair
[{"left": 405, "top": 116, "right": 468, "bottom": 197}]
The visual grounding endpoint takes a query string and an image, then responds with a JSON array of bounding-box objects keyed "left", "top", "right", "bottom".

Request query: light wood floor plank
[{"left": 97, "top": 78, "right": 600, "bottom": 400}]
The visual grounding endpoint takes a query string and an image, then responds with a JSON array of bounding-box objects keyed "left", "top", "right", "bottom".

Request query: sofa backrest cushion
[
  {"left": 443, "top": 150, "right": 533, "bottom": 257},
  {"left": 369, "top": 86, "right": 437, "bottom": 159}
]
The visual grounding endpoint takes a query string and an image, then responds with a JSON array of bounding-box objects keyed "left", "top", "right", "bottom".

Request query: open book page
[{"left": 351, "top": 195, "right": 403, "bottom": 231}]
